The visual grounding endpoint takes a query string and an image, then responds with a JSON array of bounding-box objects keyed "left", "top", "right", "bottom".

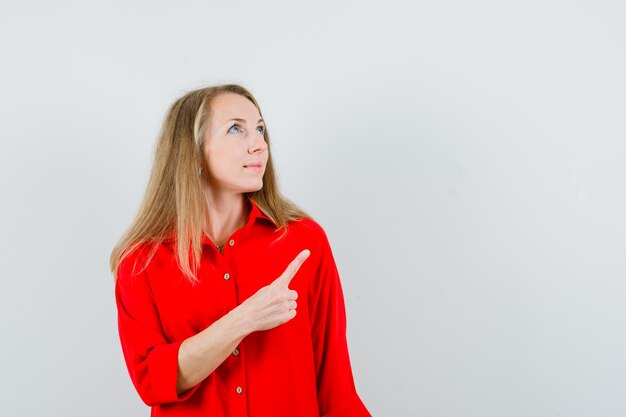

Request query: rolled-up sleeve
[
  {"left": 309, "top": 229, "right": 372, "bottom": 417},
  {"left": 115, "top": 251, "right": 200, "bottom": 406}
]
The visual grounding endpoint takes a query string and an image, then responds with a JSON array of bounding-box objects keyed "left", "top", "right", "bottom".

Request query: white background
[{"left": 1, "top": 1, "right": 625, "bottom": 416}]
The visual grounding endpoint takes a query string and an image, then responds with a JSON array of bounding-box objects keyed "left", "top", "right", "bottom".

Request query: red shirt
[{"left": 115, "top": 196, "right": 372, "bottom": 417}]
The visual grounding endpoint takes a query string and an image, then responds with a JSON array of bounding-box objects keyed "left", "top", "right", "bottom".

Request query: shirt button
[
  {"left": 224, "top": 273, "right": 230, "bottom": 280},
  {"left": 236, "top": 386, "right": 243, "bottom": 394},
  {"left": 233, "top": 348, "right": 239, "bottom": 356},
  {"left": 229, "top": 239, "right": 235, "bottom": 246}
]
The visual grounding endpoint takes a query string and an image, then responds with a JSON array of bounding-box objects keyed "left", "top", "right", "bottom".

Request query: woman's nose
[{"left": 249, "top": 134, "right": 267, "bottom": 153}]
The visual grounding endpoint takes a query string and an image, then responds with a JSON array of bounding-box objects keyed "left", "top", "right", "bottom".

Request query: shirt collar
[
  {"left": 246, "top": 194, "right": 275, "bottom": 226},
  {"left": 162, "top": 195, "right": 275, "bottom": 245}
]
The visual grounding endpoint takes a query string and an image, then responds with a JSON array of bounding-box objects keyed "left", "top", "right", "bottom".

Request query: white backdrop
[{"left": 1, "top": 1, "right": 625, "bottom": 416}]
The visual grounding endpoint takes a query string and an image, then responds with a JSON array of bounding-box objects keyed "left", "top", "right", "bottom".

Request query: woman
[{"left": 110, "top": 84, "right": 371, "bottom": 417}]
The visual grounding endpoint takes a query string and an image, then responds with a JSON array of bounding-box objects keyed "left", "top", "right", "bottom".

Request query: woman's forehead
[{"left": 210, "top": 93, "right": 261, "bottom": 126}]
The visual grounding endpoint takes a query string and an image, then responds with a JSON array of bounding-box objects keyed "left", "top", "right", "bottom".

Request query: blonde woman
[{"left": 110, "top": 84, "right": 371, "bottom": 417}]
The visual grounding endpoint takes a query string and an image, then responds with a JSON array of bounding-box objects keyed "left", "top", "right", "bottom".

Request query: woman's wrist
[{"left": 223, "top": 306, "right": 254, "bottom": 340}]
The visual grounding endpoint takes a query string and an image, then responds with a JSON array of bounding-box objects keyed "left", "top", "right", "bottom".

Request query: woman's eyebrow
[{"left": 226, "top": 118, "right": 264, "bottom": 125}]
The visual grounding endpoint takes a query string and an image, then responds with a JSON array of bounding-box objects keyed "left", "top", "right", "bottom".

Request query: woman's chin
[{"left": 242, "top": 181, "right": 264, "bottom": 193}]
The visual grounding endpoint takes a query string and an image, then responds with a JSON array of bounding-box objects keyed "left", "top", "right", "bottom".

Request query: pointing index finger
[{"left": 276, "top": 249, "right": 310, "bottom": 287}]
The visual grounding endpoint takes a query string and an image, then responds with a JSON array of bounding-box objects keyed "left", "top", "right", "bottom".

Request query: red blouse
[{"left": 114, "top": 196, "right": 372, "bottom": 417}]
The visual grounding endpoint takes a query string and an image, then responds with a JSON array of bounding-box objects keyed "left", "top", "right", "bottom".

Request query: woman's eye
[{"left": 228, "top": 123, "right": 264, "bottom": 135}]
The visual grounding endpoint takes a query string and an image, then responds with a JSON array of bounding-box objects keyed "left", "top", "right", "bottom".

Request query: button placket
[{"left": 223, "top": 235, "right": 245, "bottom": 400}]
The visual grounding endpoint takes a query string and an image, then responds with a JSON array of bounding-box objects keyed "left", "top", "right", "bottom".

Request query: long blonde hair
[{"left": 109, "top": 83, "right": 312, "bottom": 284}]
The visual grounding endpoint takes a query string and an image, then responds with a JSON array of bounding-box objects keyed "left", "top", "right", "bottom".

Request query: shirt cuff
[{"left": 146, "top": 338, "right": 201, "bottom": 404}]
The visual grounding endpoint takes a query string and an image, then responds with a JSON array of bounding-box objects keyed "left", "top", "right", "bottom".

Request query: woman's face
[{"left": 202, "top": 93, "right": 268, "bottom": 196}]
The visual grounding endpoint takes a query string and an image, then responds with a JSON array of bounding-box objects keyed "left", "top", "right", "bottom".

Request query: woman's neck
[{"left": 201, "top": 192, "right": 251, "bottom": 247}]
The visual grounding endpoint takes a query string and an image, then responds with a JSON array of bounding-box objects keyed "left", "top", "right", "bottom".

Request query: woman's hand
[{"left": 233, "top": 249, "right": 310, "bottom": 333}]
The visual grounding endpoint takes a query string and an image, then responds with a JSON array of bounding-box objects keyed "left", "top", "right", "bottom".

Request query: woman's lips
[{"left": 244, "top": 165, "right": 263, "bottom": 172}]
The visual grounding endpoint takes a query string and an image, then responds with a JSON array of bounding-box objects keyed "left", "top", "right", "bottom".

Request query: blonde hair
[{"left": 109, "top": 83, "right": 313, "bottom": 284}]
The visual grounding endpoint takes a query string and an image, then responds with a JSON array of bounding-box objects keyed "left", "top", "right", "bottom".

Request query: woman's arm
[
  {"left": 175, "top": 309, "right": 249, "bottom": 394},
  {"left": 116, "top": 249, "right": 308, "bottom": 403}
]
